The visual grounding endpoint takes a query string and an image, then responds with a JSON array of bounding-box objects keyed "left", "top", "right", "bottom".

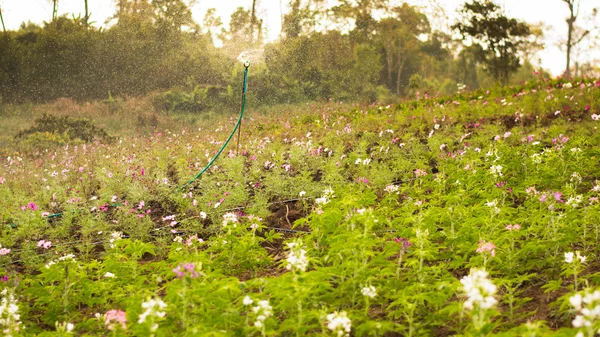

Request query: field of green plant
[{"left": 1, "top": 79, "right": 600, "bottom": 336}]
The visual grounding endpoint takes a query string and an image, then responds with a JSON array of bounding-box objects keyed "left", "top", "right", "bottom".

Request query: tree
[
  {"left": 202, "top": 8, "right": 222, "bottom": 43},
  {"left": 282, "top": 0, "right": 318, "bottom": 38},
  {"left": 560, "top": 0, "right": 598, "bottom": 76},
  {"left": 376, "top": 4, "right": 430, "bottom": 95},
  {"left": 520, "top": 22, "right": 546, "bottom": 66},
  {"left": 453, "top": 0, "right": 531, "bottom": 86},
  {"left": 331, "top": 0, "right": 387, "bottom": 42}
]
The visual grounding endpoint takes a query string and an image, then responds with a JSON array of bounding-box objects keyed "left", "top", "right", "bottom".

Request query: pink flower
[
  {"left": 414, "top": 169, "right": 428, "bottom": 177},
  {"left": 476, "top": 241, "right": 496, "bottom": 257},
  {"left": 592, "top": 114, "right": 599, "bottom": 121},
  {"left": 0, "top": 248, "right": 10, "bottom": 255},
  {"left": 185, "top": 235, "right": 204, "bottom": 246},
  {"left": 553, "top": 191, "right": 564, "bottom": 202},
  {"left": 37, "top": 240, "right": 52, "bottom": 249},
  {"left": 357, "top": 177, "right": 369, "bottom": 184},
  {"left": 394, "top": 237, "right": 412, "bottom": 250},
  {"left": 0, "top": 176, "right": 5, "bottom": 184},
  {"left": 28, "top": 202, "right": 38, "bottom": 211},
  {"left": 105, "top": 309, "right": 127, "bottom": 331},
  {"left": 173, "top": 263, "right": 200, "bottom": 279},
  {"left": 505, "top": 224, "right": 521, "bottom": 231},
  {"left": 137, "top": 201, "right": 145, "bottom": 210}
]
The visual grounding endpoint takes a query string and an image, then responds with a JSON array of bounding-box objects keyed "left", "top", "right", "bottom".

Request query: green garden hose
[{"left": 178, "top": 60, "right": 250, "bottom": 192}]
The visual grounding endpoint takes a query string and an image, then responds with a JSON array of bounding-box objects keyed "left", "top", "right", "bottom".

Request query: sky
[{"left": 1, "top": 0, "right": 599, "bottom": 75}]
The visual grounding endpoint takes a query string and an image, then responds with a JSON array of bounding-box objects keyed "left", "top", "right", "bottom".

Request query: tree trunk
[
  {"left": 565, "top": 0, "right": 577, "bottom": 77},
  {"left": 52, "top": 0, "right": 58, "bottom": 21},
  {"left": 396, "top": 55, "right": 406, "bottom": 96},
  {"left": 250, "top": 0, "right": 257, "bottom": 43},
  {"left": 385, "top": 43, "right": 393, "bottom": 89},
  {"left": 0, "top": 7, "right": 6, "bottom": 34},
  {"left": 84, "top": 0, "right": 89, "bottom": 25}
]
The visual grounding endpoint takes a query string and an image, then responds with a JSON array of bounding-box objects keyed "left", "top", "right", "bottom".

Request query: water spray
[{"left": 42, "top": 61, "right": 250, "bottom": 219}]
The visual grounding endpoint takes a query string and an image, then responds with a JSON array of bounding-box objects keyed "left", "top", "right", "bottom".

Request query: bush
[{"left": 16, "top": 114, "right": 113, "bottom": 143}]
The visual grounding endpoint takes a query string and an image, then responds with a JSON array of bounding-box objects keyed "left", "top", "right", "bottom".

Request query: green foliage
[
  {"left": 1, "top": 78, "right": 599, "bottom": 335},
  {"left": 16, "top": 114, "right": 113, "bottom": 144},
  {"left": 453, "top": 0, "right": 532, "bottom": 85}
]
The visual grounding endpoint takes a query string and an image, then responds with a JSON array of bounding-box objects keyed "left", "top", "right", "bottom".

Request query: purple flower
[
  {"left": 394, "top": 237, "right": 412, "bottom": 250},
  {"left": 173, "top": 263, "right": 200, "bottom": 279},
  {"left": 553, "top": 192, "right": 564, "bottom": 203}
]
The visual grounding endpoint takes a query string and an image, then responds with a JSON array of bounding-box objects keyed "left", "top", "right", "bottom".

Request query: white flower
[
  {"left": 572, "top": 315, "right": 588, "bottom": 328},
  {"left": 326, "top": 311, "right": 352, "bottom": 337},
  {"left": 138, "top": 296, "right": 167, "bottom": 327},
  {"left": 249, "top": 299, "right": 272, "bottom": 329},
  {"left": 299, "top": 191, "right": 306, "bottom": 197},
  {"left": 104, "top": 272, "right": 115, "bottom": 278},
  {"left": 460, "top": 269, "right": 497, "bottom": 311},
  {"left": 362, "top": 158, "right": 371, "bottom": 165},
  {"left": 489, "top": 165, "right": 503, "bottom": 178},
  {"left": 222, "top": 212, "right": 238, "bottom": 227},
  {"left": 571, "top": 293, "right": 583, "bottom": 310},
  {"left": 564, "top": 82, "right": 573, "bottom": 89},
  {"left": 384, "top": 184, "right": 399, "bottom": 194},
  {"left": 565, "top": 252, "right": 575, "bottom": 264},
  {"left": 109, "top": 231, "right": 123, "bottom": 248},
  {"left": 285, "top": 242, "right": 309, "bottom": 272},
  {"left": 576, "top": 251, "right": 587, "bottom": 263},
  {"left": 243, "top": 296, "right": 253, "bottom": 306},
  {"left": 0, "top": 289, "right": 22, "bottom": 334},
  {"left": 361, "top": 286, "right": 377, "bottom": 298},
  {"left": 66, "top": 323, "right": 74, "bottom": 332}
]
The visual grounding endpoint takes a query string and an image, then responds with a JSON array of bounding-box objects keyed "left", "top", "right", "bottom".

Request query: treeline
[{"left": 0, "top": 0, "right": 549, "bottom": 110}]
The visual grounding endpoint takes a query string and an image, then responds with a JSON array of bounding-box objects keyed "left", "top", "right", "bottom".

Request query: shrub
[{"left": 16, "top": 114, "right": 113, "bottom": 143}]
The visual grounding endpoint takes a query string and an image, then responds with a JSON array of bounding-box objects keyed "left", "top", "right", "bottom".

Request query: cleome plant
[{"left": 0, "top": 78, "right": 599, "bottom": 335}]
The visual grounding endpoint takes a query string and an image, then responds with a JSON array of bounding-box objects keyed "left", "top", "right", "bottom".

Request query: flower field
[{"left": 1, "top": 80, "right": 600, "bottom": 336}]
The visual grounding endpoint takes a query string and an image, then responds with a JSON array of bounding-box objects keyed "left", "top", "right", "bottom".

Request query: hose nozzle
[{"left": 244, "top": 60, "right": 250, "bottom": 68}]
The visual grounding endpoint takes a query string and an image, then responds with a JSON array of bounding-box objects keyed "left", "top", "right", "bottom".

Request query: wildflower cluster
[
  {"left": 138, "top": 296, "right": 167, "bottom": 332},
  {"left": 361, "top": 285, "right": 377, "bottom": 298},
  {"left": 326, "top": 311, "right": 352, "bottom": 337},
  {"left": 0, "top": 289, "right": 21, "bottom": 336},
  {"left": 285, "top": 242, "right": 309, "bottom": 272},
  {"left": 570, "top": 289, "right": 600, "bottom": 337},
  {"left": 460, "top": 269, "right": 498, "bottom": 311},
  {"left": 315, "top": 188, "right": 335, "bottom": 206},
  {"left": 243, "top": 297, "right": 273, "bottom": 329},
  {"left": 45, "top": 253, "right": 76, "bottom": 269},
  {"left": 222, "top": 212, "right": 239, "bottom": 227},
  {"left": 172, "top": 263, "right": 201, "bottom": 279}
]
